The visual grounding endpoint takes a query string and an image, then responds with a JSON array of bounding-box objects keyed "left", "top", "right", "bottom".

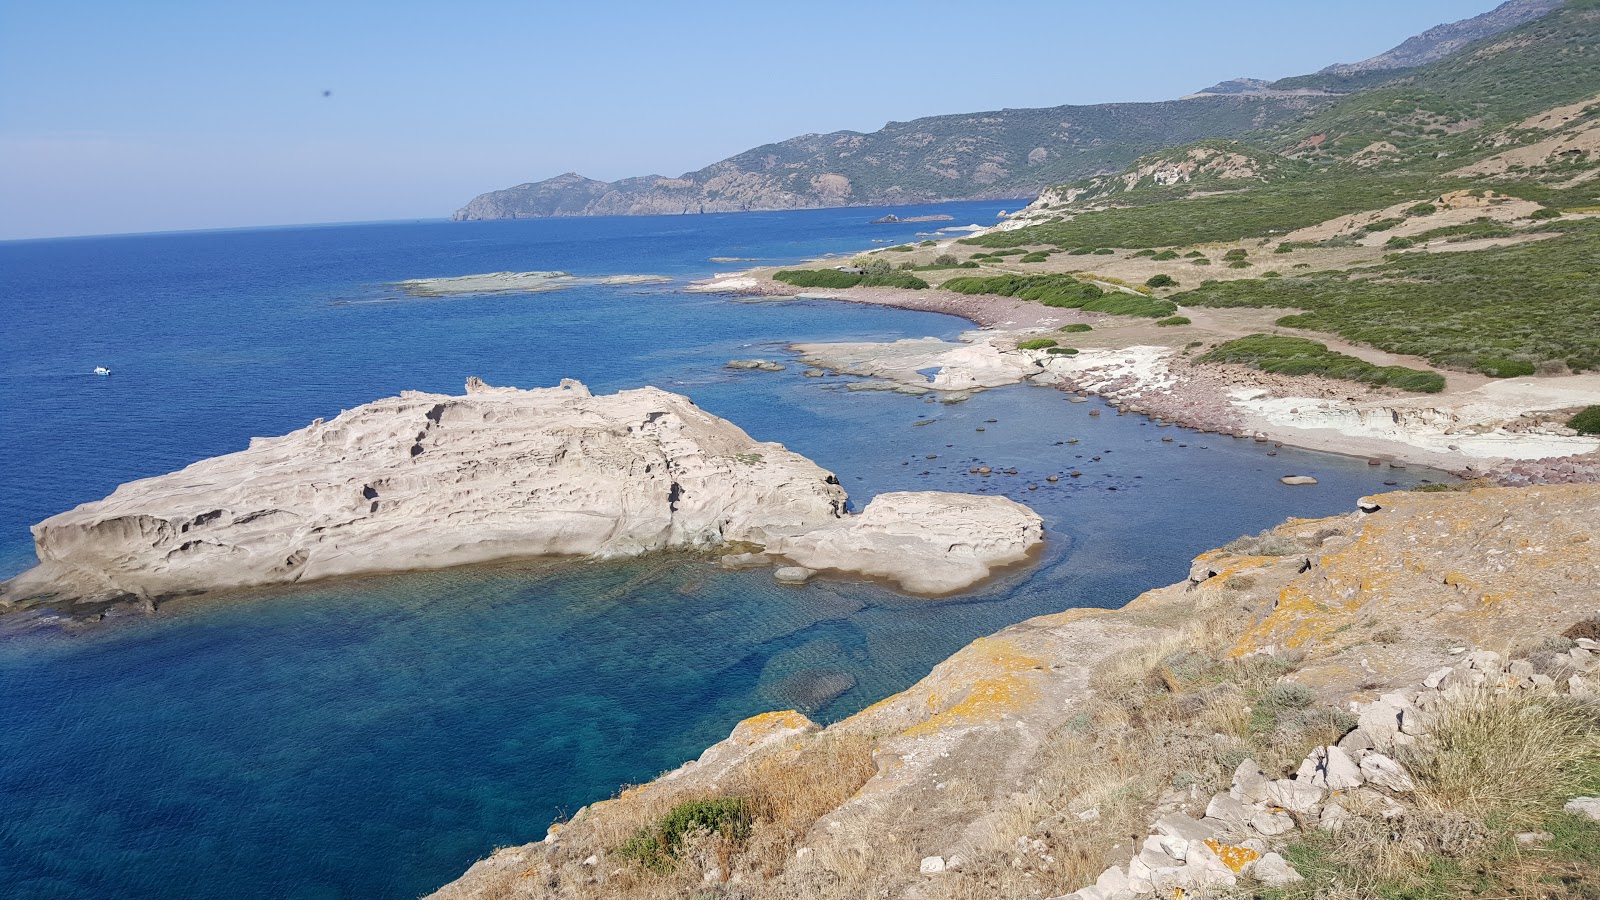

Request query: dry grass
[{"left": 1406, "top": 688, "right": 1600, "bottom": 828}]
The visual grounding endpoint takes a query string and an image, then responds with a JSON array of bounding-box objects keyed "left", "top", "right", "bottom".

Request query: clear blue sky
[{"left": 0, "top": 1, "right": 1501, "bottom": 240}]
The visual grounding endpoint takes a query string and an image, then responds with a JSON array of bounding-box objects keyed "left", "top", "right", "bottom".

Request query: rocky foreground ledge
[
  {"left": 0, "top": 379, "right": 1041, "bottom": 614},
  {"left": 433, "top": 483, "right": 1600, "bottom": 900}
]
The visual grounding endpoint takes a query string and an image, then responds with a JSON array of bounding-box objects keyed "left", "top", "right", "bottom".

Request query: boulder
[
  {"left": 773, "top": 567, "right": 817, "bottom": 585},
  {"left": 765, "top": 491, "right": 1043, "bottom": 594},
  {"left": 1296, "top": 745, "right": 1364, "bottom": 790},
  {"left": 0, "top": 379, "right": 1045, "bottom": 608},
  {"left": 1254, "top": 852, "right": 1304, "bottom": 886},
  {"left": 919, "top": 856, "right": 946, "bottom": 875},
  {"left": 1279, "top": 475, "right": 1318, "bottom": 486},
  {"left": 1359, "top": 752, "right": 1417, "bottom": 792}
]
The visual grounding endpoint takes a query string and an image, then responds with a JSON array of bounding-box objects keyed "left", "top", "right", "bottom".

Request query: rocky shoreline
[
  {"left": 690, "top": 269, "right": 1600, "bottom": 485},
  {"left": 430, "top": 482, "right": 1600, "bottom": 899}
]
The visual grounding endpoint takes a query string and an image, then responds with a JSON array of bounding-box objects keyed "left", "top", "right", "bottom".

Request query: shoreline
[{"left": 689, "top": 261, "right": 1600, "bottom": 484}]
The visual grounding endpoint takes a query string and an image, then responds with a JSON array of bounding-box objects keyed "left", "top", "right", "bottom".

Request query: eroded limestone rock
[{"left": 1, "top": 380, "right": 1042, "bottom": 608}]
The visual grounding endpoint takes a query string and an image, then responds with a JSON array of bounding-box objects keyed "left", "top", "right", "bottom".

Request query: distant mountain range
[{"left": 452, "top": 0, "right": 1566, "bottom": 221}]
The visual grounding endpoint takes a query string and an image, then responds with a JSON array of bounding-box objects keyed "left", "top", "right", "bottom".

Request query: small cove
[{"left": 0, "top": 204, "right": 1435, "bottom": 898}]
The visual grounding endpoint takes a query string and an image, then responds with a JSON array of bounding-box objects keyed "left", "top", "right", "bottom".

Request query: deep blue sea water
[{"left": 0, "top": 202, "right": 1434, "bottom": 899}]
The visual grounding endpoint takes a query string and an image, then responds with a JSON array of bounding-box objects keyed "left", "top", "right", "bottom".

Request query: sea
[{"left": 0, "top": 201, "right": 1434, "bottom": 898}]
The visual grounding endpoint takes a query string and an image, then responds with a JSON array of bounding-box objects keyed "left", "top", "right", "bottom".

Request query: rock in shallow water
[{"left": 2, "top": 379, "right": 1044, "bottom": 608}]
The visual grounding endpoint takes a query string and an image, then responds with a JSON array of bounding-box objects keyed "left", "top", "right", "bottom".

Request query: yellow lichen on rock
[
  {"left": 1204, "top": 839, "right": 1260, "bottom": 873},
  {"left": 903, "top": 637, "right": 1045, "bottom": 737}
]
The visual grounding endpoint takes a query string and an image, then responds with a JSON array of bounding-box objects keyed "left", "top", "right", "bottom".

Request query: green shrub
[
  {"left": 1156, "top": 316, "right": 1192, "bottom": 327},
  {"left": 1152, "top": 250, "right": 1180, "bottom": 261},
  {"left": 618, "top": 797, "right": 752, "bottom": 873},
  {"left": 1407, "top": 202, "right": 1438, "bottom": 217},
  {"left": 993, "top": 248, "right": 1029, "bottom": 257},
  {"left": 1017, "top": 338, "right": 1059, "bottom": 350},
  {"left": 1386, "top": 236, "right": 1417, "bottom": 249},
  {"left": 957, "top": 261, "right": 979, "bottom": 268},
  {"left": 1274, "top": 244, "right": 1296, "bottom": 254},
  {"left": 1092, "top": 248, "right": 1115, "bottom": 255},
  {"left": 1059, "top": 323, "right": 1093, "bottom": 333},
  {"left": 1145, "top": 274, "right": 1179, "bottom": 288},
  {"left": 1363, "top": 218, "right": 1403, "bottom": 232},
  {"left": 1263, "top": 271, "right": 1283, "bottom": 278},
  {"left": 1132, "top": 249, "right": 1157, "bottom": 258},
  {"left": 918, "top": 239, "right": 937, "bottom": 246},
  {"left": 1067, "top": 247, "right": 1093, "bottom": 256},
  {"left": 1081, "top": 294, "right": 1178, "bottom": 317},
  {"left": 1228, "top": 260, "right": 1252, "bottom": 269},
  {"left": 1172, "top": 222, "right": 1600, "bottom": 374},
  {"left": 1192, "top": 258, "right": 1212, "bottom": 266},
  {"left": 887, "top": 244, "right": 914, "bottom": 252},
  {"left": 1571, "top": 405, "right": 1600, "bottom": 435},
  {"left": 1530, "top": 208, "right": 1562, "bottom": 220},
  {"left": 1047, "top": 347, "right": 1080, "bottom": 355},
  {"left": 1475, "top": 357, "right": 1536, "bottom": 378},
  {"left": 934, "top": 253, "right": 958, "bottom": 266},
  {"left": 1020, "top": 252, "right": 1051, "bottom": 263},
  {"left": 1198, "top": 334, "right": 1446, "bottom": 392},
  {"left": 1223, "top": 249, "right": 1249, "bottom": 261},
  {"left": 773, "top": 269, "right": 861, "bottom": 289},
  {"left": 863, "top": 271, "right": 929, "bottom": 290}
]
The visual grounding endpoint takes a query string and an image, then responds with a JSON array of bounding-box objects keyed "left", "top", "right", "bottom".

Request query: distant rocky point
[
  {"left": 0, "top": 379, "right": 1042, "bottom": 614},
  {"left": 869, "top": 214, "right": 955, "bottom": 224}
]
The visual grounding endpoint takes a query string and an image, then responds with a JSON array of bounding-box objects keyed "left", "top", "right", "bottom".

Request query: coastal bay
[{"left": 0, "top": 203, "right": 1434, "bottom": 898}]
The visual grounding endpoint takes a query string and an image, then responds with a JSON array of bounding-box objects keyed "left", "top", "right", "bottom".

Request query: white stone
[
  {"left": 1254, "top": 852, "right": 1304, "bottom": 885},
  {"left": 1, "top": 379, "right": 1044, "bottom": 604},
  {"left": 1360, "top": 752, "right": 1417, "bottom": 792},
  {"left": 766, "top": 490, "right": 1044, "bottom": 594},
  {"left": 583, "top": 855, "right": 599, "bottom": 866},
  {"left": 1423, "top": 667, "right": 1453, "bottom": 690},
  {"left": 1296, "top": 745, "right": 1364, "bottom": 790},
  {"left": 795, "top": 847, "right": 813, "bottom": 861},
  {"left": 920, "top": 855, "right": 947, "bottom": 875},
  {"left": 1155, "top": 812, "right": 1220, "bottom": 845},
  {"left": 1264, "top": 778, "right": 1325, "bottom": 814},
  {"left": 1577, "top": 638, "right": 1600, "bottom": 651},
  {"left": 1464, "top": 649, "right": 1503, "bottom": 672},
  {"left": 1250, "top": 811, "right": 1295, "bottom": 836},
  {"left": 1565, "top": 797, "right": 1600, "bottom": 821},
  {"left": 1318, "top": 802, "right": 1350, "bottom": 832},
  {"left": 1230, "top": 758, "right": 1272, "bottom": 803},
  {"left": 772, "top": 566, "right": 817, "bottom": 585},
  {"left": 1205, "top": 793, "right": 1254, "bottom": 828},
  {"left": 1279, "top": 475, "right": 1318, "bottom": 486},
  {"left": 1095, "top": 864, "right": 1132, "bottom": 894}
]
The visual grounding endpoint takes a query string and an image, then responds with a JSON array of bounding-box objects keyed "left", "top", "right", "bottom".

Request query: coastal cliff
[
  {"left": 432, "top": 483, "right": 1600, "bottom": 899},
  {"left": 0, "top": 379, "right": 1042, "bottom": 614}
]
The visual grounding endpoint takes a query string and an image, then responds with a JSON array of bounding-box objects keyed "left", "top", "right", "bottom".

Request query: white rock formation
[
  {"left": 766, "top": 491, "right": 1044, "bottom": 594},
  {"left": 1, "top": 379, "right": 1044, "bottom": 609}
]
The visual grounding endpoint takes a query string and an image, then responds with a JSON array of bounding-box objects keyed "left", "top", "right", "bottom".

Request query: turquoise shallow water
[{"left": 0, "top": 204, "right": 1435, "bottom": 898}]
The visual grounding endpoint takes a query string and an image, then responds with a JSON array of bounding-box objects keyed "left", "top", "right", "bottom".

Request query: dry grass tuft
[{"left": 1406, "top": 689, "right": 1600, "bottom": 828}]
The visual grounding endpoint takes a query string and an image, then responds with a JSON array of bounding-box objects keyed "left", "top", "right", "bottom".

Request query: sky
[{"left": 0, "top": 0, "right": 1505, "bottom": 240}]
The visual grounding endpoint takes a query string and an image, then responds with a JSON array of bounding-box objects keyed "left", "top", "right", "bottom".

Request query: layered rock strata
[{"left": 0, "top": 379, "right": 1042, "bottom": 610}]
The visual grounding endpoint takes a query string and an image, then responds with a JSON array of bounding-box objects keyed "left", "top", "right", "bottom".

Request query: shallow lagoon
[{"left": 0, "top": 205, "right": 1432, "bottom": 898}]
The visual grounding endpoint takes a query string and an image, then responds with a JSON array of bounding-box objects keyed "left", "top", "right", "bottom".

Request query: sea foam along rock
[
  {"left": 765, "top": 491, "right": 1044, "bottom": 594},
  {"left": 1, "top": 379, "right": 1043, "bottom": 609}
]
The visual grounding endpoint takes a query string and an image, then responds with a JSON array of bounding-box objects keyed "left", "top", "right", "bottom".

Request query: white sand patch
[
  {"left": 1230, "top": 375, "right": 1600, "bottom": 461},
  {"left": 792, "top": 333, "right": 1039, "bottom": 393},
  {"left": 686, "top": 275, "right": 759, "bottom": 293},
  {"left": 1034, "top": 346, "right": 1178, "bottom": 398}
]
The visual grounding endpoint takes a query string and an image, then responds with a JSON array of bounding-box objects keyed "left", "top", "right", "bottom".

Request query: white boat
[{"left": 93, "top": 366, "right": 111, "bottom": 376}]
